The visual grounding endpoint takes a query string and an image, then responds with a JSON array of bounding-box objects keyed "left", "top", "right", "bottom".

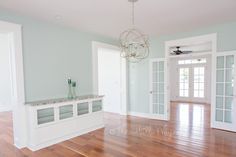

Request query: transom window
[{"left": 178, "top": 58, "right": 206, "bottom": 65}]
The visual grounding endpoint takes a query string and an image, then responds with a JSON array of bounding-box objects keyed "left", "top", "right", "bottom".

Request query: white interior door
[
  {"left": 150, "top": 58, "right": 168, "bottom": 120},
  {"left": 212, "top": 51, "right": 236, "bottom": 132},
  {"left": 98, "top": 48, "right": 121, "bottom": 114}
]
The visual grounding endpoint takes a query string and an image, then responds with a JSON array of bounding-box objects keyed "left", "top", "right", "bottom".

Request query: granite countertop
[{"left": 25, "top": 95, "right": 104, "bottom": 106}]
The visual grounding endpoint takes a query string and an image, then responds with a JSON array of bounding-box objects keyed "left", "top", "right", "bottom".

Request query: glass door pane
[
  {"left": 193, "top": 67, "right": 205, "bottom": 98},
  {"left": 215, "top": 55, "right": 234, "bottom": 124},
  {"left": 151, "top": 60, "right": 165, "bottom": 116},
  {"left": 179, "top": 68, "right": 189, "bottom": 97}
]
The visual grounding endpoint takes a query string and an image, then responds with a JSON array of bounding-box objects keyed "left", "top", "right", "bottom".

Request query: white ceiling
[{"left": 0, "top": 0, "right": 236, "bottom": 39}]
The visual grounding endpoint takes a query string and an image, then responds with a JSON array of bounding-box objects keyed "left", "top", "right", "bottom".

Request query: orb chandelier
[{"left": 119, "top": 0, "right": 149, "bottom": 63}]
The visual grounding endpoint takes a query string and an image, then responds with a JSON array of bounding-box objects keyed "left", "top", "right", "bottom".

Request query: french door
[
  {"left": 178, "top": 65, "right": 206, "bottom": 103},
  {"left": 212, "top": 51, "right": 236, "bottom": 132},
  {"left": 149, "top": 58, "right": 168, "bottom": 120}
]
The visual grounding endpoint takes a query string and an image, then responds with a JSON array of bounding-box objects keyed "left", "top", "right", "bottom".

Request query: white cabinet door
[
  {"left": 150, "top": 58, "right": 168, "bottom": 120},
  {"left": 212, "top": 51, "right": 236, "bottom": 132}
]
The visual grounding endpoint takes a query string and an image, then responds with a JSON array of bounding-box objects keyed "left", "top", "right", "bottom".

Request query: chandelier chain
[{"left": 132, "top": 1, "right": 135, "bottom": 27}]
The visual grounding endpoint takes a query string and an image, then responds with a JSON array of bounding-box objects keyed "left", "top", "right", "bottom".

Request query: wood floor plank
[{"left": 1, "top": 102, "right": 236, "bottom": 157}]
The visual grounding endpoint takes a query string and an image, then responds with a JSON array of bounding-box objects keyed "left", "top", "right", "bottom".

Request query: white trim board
[
  {"left": 28, "top": 124, "right": 104, "bottom": 151},
  {"left": 0, "top": 105, "right": 13, "bottom": 112},
  {"left": 0, "top": 20, "right": 27, "bottom": 148},
  {"left": 128, "top": 112, "right": 166, "bottom": 120}
]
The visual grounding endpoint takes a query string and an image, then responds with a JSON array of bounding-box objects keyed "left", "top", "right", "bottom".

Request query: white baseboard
[
  {"left": 0, "top": 105, "right": 12, "bottom": 112},
  {"left": 28, "top": 124, "right": 104, "bottom": 151},
  {"left": 128, "top": 112, "right": 168, "bottom": 121}
]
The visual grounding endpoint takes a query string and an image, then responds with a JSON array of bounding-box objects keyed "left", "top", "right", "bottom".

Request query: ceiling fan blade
[{"left": 181, "top": 51, "right": 192, "bottom": 54}]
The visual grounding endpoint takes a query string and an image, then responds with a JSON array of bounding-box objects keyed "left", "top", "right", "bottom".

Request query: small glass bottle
[
  {"left": 67, "top": 78, "right": 73, "bottom": 99},
  {"left": 72, "top": 81, "right": 77, "bottom": 98}
]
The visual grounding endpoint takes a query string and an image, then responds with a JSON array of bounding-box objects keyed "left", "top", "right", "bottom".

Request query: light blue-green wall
[
  {"left": 0, "top": 10, "right": 117, "bottom": 102},
  {"left": 129, "top": 21, "right": 236, "bottom": 113}
]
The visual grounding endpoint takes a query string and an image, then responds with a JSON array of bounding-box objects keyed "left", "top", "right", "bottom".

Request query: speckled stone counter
[{"left": 25, "top": 95, "right": 104, "bottom": 106}]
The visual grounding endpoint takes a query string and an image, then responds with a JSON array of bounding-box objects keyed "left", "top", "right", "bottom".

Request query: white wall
[
  {"left": 170, "top": 54, "right": 212, "bottom": 104},
  {"left": 98, "top": 48, "right": 121, "bottom": 114},
  {"left": 0, "top": 33, "right": 12, "bottom": 111}
]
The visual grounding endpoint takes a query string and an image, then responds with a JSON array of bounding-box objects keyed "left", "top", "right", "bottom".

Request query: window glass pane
[
  {"left": 194, "top": 67, "right": 205, "bottom": 98},
  {"left": 216, "top": 70, "right": 224, "bottom": 82},
  {"left": 217, "top": 56, "right": 224, "bottom": 69},
  {"left": 216, "top": 109, "right": 223, "bottom": 122},
  {"left": 179, "top": 68, "right": 189, "bottom": 97},
  {"left": 159, "top": 105, "right": 164, "bottom": 114},
  {"left": 159, "top": 72, "right": 164, "bottom": 82},
  {"left": 183, "top": 90, "right": 189, "bottom": 97},
  {"left": 153, "top": 62, "right": 158, "bottom": 71},
  {"left": 158, "top": 61, "right": 164, "bottom": 71},
  {"left": 225, "top": 97, "right": 233, "bottom": 110},
  {"left": 199, "top": 90, "right": 204, "bottom": 98},
  {"left": 216, "top": 97, "right": 223, "bottom": 109},
  {"left": 216, "top": 83, "right": 224, "bottom": 95},
  {"left": 178, "top": 58, "right": 206, "bottom": 65},
  {"left": 199, "top": 83, "right": 204, "bottom": 90},
  {"left": 153, "top": 103, "right": 158, "bottom": 114},
  {"left": 225, "top": 83, "right": 233, "bottom": 96},
  {"left": 199, "top": 68, "right": 204, "bottom": 75},
  {"left": 159, "top": 83, "right": 164, "bottom": 93},
  {"left": 153, "top": 94, "right": 158, "bottom": 103},
  {"left": 225, "top": 69, "right": 233, "bottom": 82},
  {"left": 153, "top": 83, "right": 158, "bottom": 92},
  {"left": 185, "top": 60, "right": 191, "bottom": 64},
  {"left": 226, "top": 55, "right": 234, "bottom": 68},
  {"left": 178, "top": 60, "right": 185, "bottom": 64},
  {"left": 224, "top": 111, "right": 232, "bottom": 123},
  {"left": 153, "top": 72, "right": 158, "bottom": 82},
  {"left": 159, "top": 94, "right": 164, "bottom": 103}
]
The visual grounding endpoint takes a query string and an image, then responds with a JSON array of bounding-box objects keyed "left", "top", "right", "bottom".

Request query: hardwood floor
[{"left": 1, "top": 102, "right": 236, "bottom": 157}]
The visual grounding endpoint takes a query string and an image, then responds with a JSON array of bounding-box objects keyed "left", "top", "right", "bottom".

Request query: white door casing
[{"left": 0, "top": 20, "right": 27, "bottom": 148}]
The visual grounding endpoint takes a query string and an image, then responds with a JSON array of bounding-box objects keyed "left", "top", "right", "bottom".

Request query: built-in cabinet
[{"left": 27, "top": 96, "right": 103, "bottom": 151}]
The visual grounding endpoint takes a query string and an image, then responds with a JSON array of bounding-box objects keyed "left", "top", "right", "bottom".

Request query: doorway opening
[
  {"left": 92, "top": 42, "right": 127, "bottom": 115},
  {"left": 170, "top": 55, "right": 211, "bottom": 104},
  {"left": 164, "top": 34, "right": 217, "bottom": 129}
]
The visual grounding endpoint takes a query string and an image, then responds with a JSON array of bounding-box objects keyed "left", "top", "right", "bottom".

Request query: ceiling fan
[{"left": 171, "top": 46, "right": 193, "bottom": 55}]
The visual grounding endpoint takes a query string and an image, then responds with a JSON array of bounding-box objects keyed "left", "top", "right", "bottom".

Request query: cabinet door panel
[
  {"left": 59, "top": 104, "right": 73, "bottom": 120},
  {"left": 78, "top": 102, "right": 89, "bottom": 115},
  {"left": 37, "top": 108, "right": 54, "bottom": 125}
]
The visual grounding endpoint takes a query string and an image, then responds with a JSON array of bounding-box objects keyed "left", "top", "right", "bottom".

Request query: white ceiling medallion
[{"left": 119, "top": 0, "right": 149, "bottom": 63}]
